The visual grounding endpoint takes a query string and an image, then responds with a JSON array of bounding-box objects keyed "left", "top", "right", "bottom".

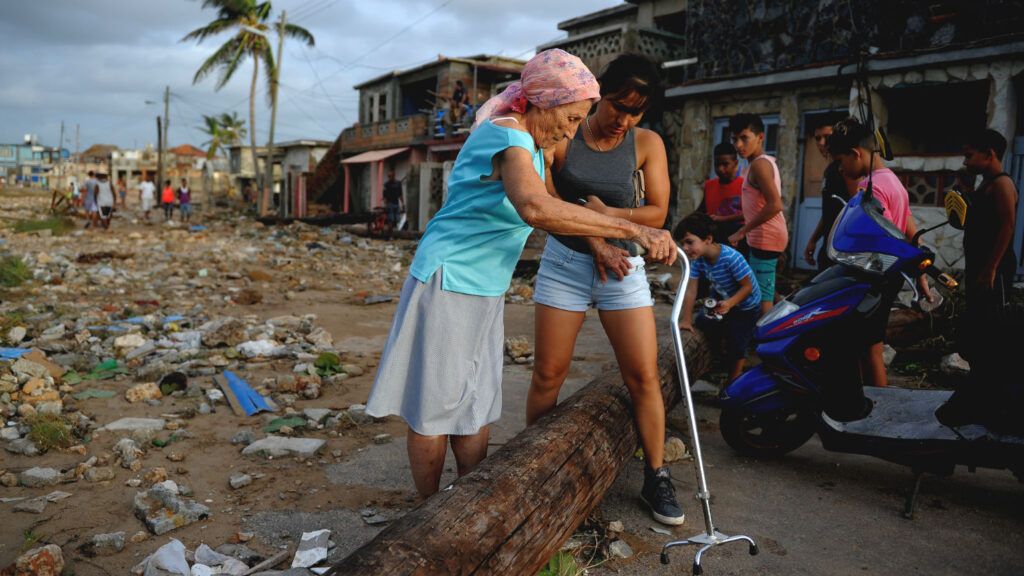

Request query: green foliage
[
  {"left": 11, "top": 217, "right": 74, "bottom": 236},
  {"left": 314, "top": 351, "right": 343, "bottom": 376},
  {"left": 537, "top": 551, "right": 579, "bottom": 576},
  {"left": 27, "top": 414, "right": 74, "bottom": 452},
  {"left": 0, "top": 256, "right": 31, "bottom": 287}
]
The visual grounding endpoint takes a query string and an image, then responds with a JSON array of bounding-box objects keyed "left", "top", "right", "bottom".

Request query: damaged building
[{"left": 545, "top": 0, "right": 1024, "bottom": 273}]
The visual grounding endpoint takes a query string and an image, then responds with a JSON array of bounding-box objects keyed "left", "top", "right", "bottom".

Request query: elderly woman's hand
[{"left": 633, "top": 226, "right": 677, "bottom": 265}]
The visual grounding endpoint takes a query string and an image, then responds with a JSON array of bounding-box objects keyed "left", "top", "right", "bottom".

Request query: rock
[
  {"left": 7, "top": 325, "right": 27, "bottom": 344},
  {"left": 20, "top": 466, "right": 61, "bottom": 487},
  {"left": 341, "top": 364, "right": 364, "bottom": 377},
  {"left": 133, "top": 483, "right": 211, "bottom": 535},
  {"left": 15, "top": 544, "right": 64, "bottom": 576},
  {"left": 1, "top": 472, "right": 18, "bottom": 486},
  {"left": 85, "top": 466, "right": 116, "bottom": 482},
  {"left": 129, "top": 530, "right": 149, "bottom": 543},
  {"left": 125, "top": 341, "right": 157, "bottom": 360},
  {"left": 238, "top": 339, "right": 287, "bottom": 358},
  {"left": 144, "top": 467, "right": 169, "bottom": 485},
  {"left": 303, "top": 408, "right": 332, "bottom": 424},
  {"left": 114, "top": 438, "right": 144, "bottom": 469},
  {"left": 231, "top": 429, "right": 256, "bottom": 445},
  {"left": 114, "top": 333, "right": 149, "bottom": 350},
  {"left": 99, "top": 417, "right": 165, "bottom": 435},
  {"left": 88, "top": 531, "right": 126, "bottom": 556},
  {"left": 690, "top": 379, "right": 719, "bottom": 395},
  {"left": 200, "top": 317, "right": 247, "bottom": 347},
  {"left": 247, "top": 269, "right": 273, "bottom": 282},
  {"left": 941, "top": 353, "right": 970, "bottom": 377},
  {"left": 664, "top": 437, "right": 687, "bottom": 463},
  {"left": 241, "top": 436, "right": 325, "bottom": 458},
  {"left": 346, "top": 404, "right": 374, "bottom": 425},
  {"left": 14, "top": 497, "right": 48, "bottom": 514},
  {"left": 504, "top": 336, "right": 532, "bottom": 360},
  {"left": 373, "top": 433, "right": 392, "bottom": 445},
  {"left": 11, "top": 358, "right": 49, "bottom": 380},
  {"left": 608, "top": 520, "right": 624, "bottom": 532},
  {"left": 608, "top": 539, "right": 634, "bottom": 559},
  {"left": 125, "top": 382, "right": 162, "bottom": 403},
  {"left": 882, "top": 344, "right": 897, "bottom": 367},
  {"left": 6, "top": 437, "right": 40, "bottom": 456},
  {"left": 38, "top": 323, "right": 66, "bottom": 341},
  {"left": 229, "top": 473, "right": 252, "bottom": 489}
]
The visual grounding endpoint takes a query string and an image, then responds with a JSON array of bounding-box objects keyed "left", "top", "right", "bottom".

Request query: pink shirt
[
  {"left": 740, "top": 154, "right": 788, "bottom": 252},
  {"left": 859, "top": 168, "right": 910, "bottom": 234}
]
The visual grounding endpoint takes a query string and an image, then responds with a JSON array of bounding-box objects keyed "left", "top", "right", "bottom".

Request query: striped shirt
[{"left": 691, "top": 245, "right": 761, "bottom": 311}]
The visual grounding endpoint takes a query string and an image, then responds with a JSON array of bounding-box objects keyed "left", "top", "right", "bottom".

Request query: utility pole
[
  {"left": 58, "top": 121, "right": 65, "bottom": 189},
  {"left": 75, "top": 124, "right": 80, "bottom": 164},
  {"left": 264, "top": 10, "right": 286, "bottom": 217},
  {"left": 156, "top": 86, "right": 169, "bottom": 201}
]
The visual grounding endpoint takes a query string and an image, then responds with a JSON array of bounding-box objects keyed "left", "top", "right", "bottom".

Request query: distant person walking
[
  {"left": 178, "top": 178, "right": 193, "bottom": 223},
  {"left": 138, "top": 175, "right": 156, "bottom": 222},
  {"left": 382, "top": 169, "right": 404, "bottom": 235},
  {"left": 161, "top": 179, "right": 175, "bottom": 221},
  {"left": 83, "top": 170, "right": 100, "bottom": 228},
  {"left": 96, "top": 172, "right": 115, "bottom": 230},
  {"left": 117, "top": 177, "right": 128, "bottom": 208}
]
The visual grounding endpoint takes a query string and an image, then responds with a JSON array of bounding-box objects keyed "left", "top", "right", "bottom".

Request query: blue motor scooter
[{"left": 718, "top": 187, "right": 1024, "bottom": 517}]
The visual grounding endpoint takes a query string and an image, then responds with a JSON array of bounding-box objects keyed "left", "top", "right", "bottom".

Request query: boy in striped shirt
[{"left": 675, "top": 212, "right": 761, "bottom": 382}]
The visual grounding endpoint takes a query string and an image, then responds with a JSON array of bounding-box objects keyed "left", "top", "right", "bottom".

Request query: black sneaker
[{"left": 641, "top": 466, "right": 685, "bottom": 526}]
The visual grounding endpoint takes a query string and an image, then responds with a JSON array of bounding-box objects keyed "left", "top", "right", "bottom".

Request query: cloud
[{"left": 0, "top": 0, "right": 619, "bottom": 149}]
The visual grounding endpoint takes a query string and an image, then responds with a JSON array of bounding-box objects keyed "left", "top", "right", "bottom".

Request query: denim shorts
[
  {"left": 748, "top": 248, "right": 780, "bottom": 303},
  {"left": 180, "top": 203, "right": 193, "bottom": 216},
  {"left": 533, "top": 237, "right": 654, "bottom": 312}
]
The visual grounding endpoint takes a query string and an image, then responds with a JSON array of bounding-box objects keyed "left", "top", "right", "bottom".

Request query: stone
[
  {"left": 129, "top": 530, "right": 149, "bottom": 543},
  {"left": 504, "top": 336, "right": 532, "bottom": 360},
  {"left": 941, "top": 353, "right": 970, "bottom": 377},
  {"left": 690, "top": 379, "right": 719, "bottom": 395},
  {"left": 14, "top": 497, "right": 48, "bottom": 514},
  {"left": 608, "top": 539, "right": 634, "bottom": 559},
  {"left": 241, "top": 436, "right": 325, "bottom": 459},
  {"left": 114, "top": 438, "right": 144, "bottom": 469},
  {"left": 200, "top": 317, "right": 248, "bottom": 347},
  {"left": 85, "top": 466, "right": 116, "bottom": 483},
  {"left": 229, "top": 473, "right": 253, "bottom": 489},
  {"left": 303, "top": 408, "right": 332, "bottom": 423},
  {"left": 125, "top": 382, "right": 162, "bottom": 403},
  {"left": 114, "top": 333, "right": 149, "bottom": 350},
  {"left": 346, "top": 404, "right": 374, "bottom": 425},
  {"left": 133, "top": 483, "right": 211, "bottom": 535},
  {"left": 341, "top": 364, "right": 364, "bottom": 377},
  {"left": 238, "top": 339, "right": 287, "bottom": 358},
  {"left": 20, "top": 467, "right": 61, "bottom": 487},
  {"left": 1, "top": 472, "right": 18, "bottom": 487},
  {"left": 15, "top": 544, "right": 64, "bottom": 576},
  {"left": 608, "top": 520, "right": 624, "bottom": 532},
  {"left": 373, "top": 433, "right": 392, "bottom": 445},
  {"left": 125, "top": 341, "right": 157, "bottom": 360},
  {"left": 88, "top": 531, "right": 126, "bottom": 556},
  {"left": 6, "top": 437, "right": 40, "bottom": 456},
  {"left": 231, "top": 429, "right": 256, "bottom": 446},
  {"left": 882, "top": 344, "right": 897, "bottom": 367},
  {"left": 664, "top": 437, "right": 687, "bottom": 463},
  {"left": 7, "top": 325, "right": 27, "bottom": 344},
  {"left": 144, "top": 467, "right": 169, "bottom": 485},
  {"left": 12, "top": 358, "right": 49, "bottom": 380},
  {"left": 99, "top": 417, "right": 165, "bottom": 434}
]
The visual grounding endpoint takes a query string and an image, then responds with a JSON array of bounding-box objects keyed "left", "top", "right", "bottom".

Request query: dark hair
[
  {"left": 812, "top": 116, "right": 835, "bottom": 131},
  {"left": 729, "top": 113, "right": 764, "bottom": 135},
  {"left": 826, "top": 117, "right": 874, "bottom": 156},
  {"left": 713, "top": 142, "right": 738, "bottom": 159},
  {"left": 598, "top": 53, "right": 662, "bottom": 112},
  {"left": 673, "top": 211, "right": 716, "bottom": 241},
  {"left": 966, "top": 128, "right": 1007, "bottom": 159}
]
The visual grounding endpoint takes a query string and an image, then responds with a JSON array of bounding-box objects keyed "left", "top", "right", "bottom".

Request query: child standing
[
  {"left": 95, "top": 172, "right": 115, "bottom": 230},
  {"left": 178, "top": 178, "right": 193, "bottom": 223},
  {"left": 727, "top": 113, "right": 787, "bottom": 314},
  {"left": 161, "top": 179, "right": 175, "bottom": 221},
  {"left": 826, "top": 117, "right": 932, "bottom": 388},
  {"left": 701, "top": 142, "right": 745, "bottom": 248},
  {"left": 675, "top": 212, "right": 761, "bottom": 382},
  {"left": 139, "top": 176, "right": 156, "bottom": 223}
]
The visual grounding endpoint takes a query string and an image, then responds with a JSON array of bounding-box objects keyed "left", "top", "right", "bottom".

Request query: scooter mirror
[{"left": 944, "top": 188, "right": 968, "bottom": 230}]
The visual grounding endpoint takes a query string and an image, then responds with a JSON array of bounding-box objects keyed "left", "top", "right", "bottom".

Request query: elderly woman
[{"left": 366, "top": 49, "right": 676, "bottom": 497}]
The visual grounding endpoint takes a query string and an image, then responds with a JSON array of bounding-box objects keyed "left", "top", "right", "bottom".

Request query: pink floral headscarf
[{"left": 472, "top": 49, "right": 600, "bottom": 130}]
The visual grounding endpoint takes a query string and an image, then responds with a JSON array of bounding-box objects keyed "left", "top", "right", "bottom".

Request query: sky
[{"left": 0, "top": 0, "right": 620, "bottom": 152}]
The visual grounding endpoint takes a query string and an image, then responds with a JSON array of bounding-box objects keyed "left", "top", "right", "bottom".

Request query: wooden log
[{"left": 326, "top": 329, "right": 711, "bottom": 575}]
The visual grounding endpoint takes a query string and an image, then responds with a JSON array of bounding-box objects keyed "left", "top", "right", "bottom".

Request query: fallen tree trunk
[{"left": 327, "top": 329, "right": 711, "bottom": 575}]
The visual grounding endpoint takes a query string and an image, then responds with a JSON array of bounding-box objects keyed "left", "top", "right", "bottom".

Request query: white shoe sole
[{"left": 642, "top": 496, "right": 686, "bottom": 526}]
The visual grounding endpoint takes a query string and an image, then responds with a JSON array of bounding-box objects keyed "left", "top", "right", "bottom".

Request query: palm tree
[
  {"left": 183, "top": 0, "right": 313, "bottom": 208},
  {"left": 199, "top": 112, "right": 247, "bottom": 160}
]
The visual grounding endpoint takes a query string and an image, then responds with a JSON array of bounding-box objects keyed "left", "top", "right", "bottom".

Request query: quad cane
[{"left": 660, "top": 246, "right": 759, "bottom": 575}]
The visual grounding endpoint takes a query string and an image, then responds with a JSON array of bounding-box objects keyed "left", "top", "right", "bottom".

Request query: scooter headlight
[
  {"left": 828, "top": 250, "right": 899, "bottom": 274},
  {"left": 757, "top": 300, "right": 799, "bottom": 327}
]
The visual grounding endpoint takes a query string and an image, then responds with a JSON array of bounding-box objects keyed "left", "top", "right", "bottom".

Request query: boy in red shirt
[
  {"left": 701, "top": 142, "right": 745, "bottom": 247},
  {"left": 827, "top": 118, "right": 932, "bottom": 387},
  {"left": 161, "top": 179, "right": 175, "bottom": 222}
]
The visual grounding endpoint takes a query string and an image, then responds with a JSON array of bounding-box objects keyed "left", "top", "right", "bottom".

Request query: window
[
  {"left": 883, "top": 81, "right": 988, "bottom": 155},
  {"left": 710, "top": 114, "right": 779, "bottom": 179}
]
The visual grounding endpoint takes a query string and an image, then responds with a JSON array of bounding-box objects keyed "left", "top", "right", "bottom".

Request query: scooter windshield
[{"left": 828, "top": 192, "right": 919, "bottom": 268}]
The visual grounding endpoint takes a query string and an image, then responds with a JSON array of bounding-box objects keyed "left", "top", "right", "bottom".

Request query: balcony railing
[{"left": 341, "top": 114, "right": 430, "bottom": 152}]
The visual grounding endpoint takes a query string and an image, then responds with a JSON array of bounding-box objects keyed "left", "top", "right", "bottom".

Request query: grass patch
[
  {"left": 21, "top": 529, "right": 44, "bottom": 554},
  {"left": 11, "top": 216, "right": 74, "bottom": 236},
  {"left": 27, "top": 413, "right": 74, "bottom": 451},
  {"left": 0, "top": 256, "right": 31, "bottom": 287}
]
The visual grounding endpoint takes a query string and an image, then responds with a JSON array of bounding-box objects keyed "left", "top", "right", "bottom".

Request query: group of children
[
  {"left": 138, "top": 177, "right": 194, "bottom": 223},
  {"left": 673, "top": 113, "right": 1018, "bottom": 408}
]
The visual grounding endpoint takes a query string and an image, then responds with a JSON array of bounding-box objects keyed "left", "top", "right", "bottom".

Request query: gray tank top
[{"left": 552, "top": 126, "right": 639, "bottom": 255}]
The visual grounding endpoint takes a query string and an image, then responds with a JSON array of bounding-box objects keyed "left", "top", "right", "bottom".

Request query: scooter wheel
[{"left": 719, "top": 406, "right": 816, "bottom": 457}]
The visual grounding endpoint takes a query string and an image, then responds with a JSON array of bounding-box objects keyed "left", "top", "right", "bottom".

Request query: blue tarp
[
  {"left": 0, "top": 348, "right": 31, "bottom": 361},
  {"left": 222, "top": 370, "right": 273, "bottom": 416}
]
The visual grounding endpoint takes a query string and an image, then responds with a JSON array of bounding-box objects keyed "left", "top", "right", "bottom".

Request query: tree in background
[
  {"left": 199, "top": 112, "right": 247, "bottom": 160},
  {"left": 183, "top": 0, "right": 313, "bottom": 206}
]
